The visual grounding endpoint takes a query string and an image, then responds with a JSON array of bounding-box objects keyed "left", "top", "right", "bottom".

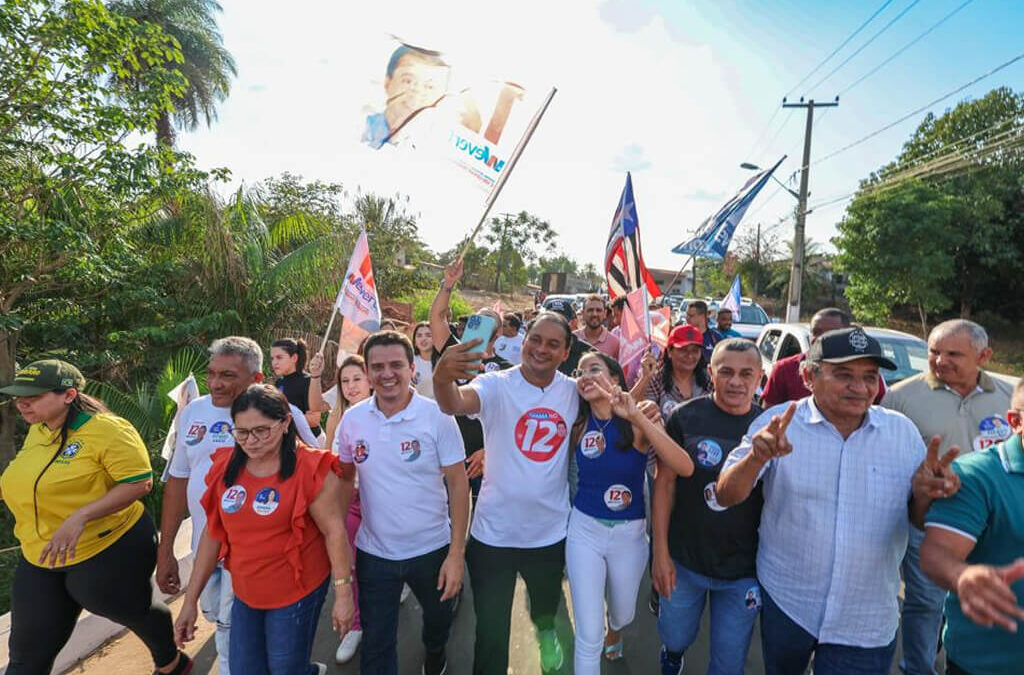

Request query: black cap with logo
[
  {"left": 0, "top": 360, "right": 86, "bottom": 396},
  {"left": 807, "top": 327, "right": 897, "bottom": 370}
]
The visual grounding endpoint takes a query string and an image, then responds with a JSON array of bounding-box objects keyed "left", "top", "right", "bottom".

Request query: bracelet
[{"left": 333, "top": 575, "right": 354, "bottom": 587}]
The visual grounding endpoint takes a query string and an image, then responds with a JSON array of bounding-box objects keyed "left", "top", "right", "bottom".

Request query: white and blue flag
[
  {"left": 673, "top": 156, "right": 785, "bottom": 259},
  {"left": 720, "top": 275, "right": 741, "bottom": 314}
]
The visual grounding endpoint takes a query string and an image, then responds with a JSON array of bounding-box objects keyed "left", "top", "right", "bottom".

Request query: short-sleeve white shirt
[
  {"left": 722, "top": 397, "right": 926, "bottom": 647},
  {"left": 336, "top": 391, "right": 465, "bottom": 560},
  {"left": 468, "top": 367, "right": 580, "bottom": 548}
]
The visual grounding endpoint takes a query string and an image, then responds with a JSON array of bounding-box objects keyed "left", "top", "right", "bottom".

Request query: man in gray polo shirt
[{"left": 883, "top": 319, "right": 1015, "bottom": 675}]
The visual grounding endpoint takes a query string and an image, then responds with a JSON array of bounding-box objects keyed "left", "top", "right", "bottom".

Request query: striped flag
[
  {"left": 334, "top": 229, "right": 381, "bottom": 352},
  {"left": 605, "top": 173, "right": 662, "bottom": 300}
]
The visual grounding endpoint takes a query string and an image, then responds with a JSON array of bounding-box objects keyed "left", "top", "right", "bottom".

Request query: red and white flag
[{"left": 334, "top": 229, "right": 381, "bottom": 354}]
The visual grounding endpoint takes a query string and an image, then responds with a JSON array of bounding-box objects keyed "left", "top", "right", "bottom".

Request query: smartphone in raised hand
[{"left": 461, "top": 314, "right": 497, "bottom": 354}]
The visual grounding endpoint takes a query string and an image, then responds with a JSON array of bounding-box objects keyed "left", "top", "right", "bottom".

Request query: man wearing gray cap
[{"left": 717, "top": 328, "right": 961, "bottom": 675}]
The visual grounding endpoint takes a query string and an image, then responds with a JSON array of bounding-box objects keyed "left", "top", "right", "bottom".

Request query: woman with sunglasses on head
[
  {"left": 174, "top": 384, "right": 354, "bottom": 675},
  {"left": 0, "top": 360, "right": 190, "bottom": 675},
  {"left": 312, "top": 353, "right": 374, "bottom": 664},
  {"left": 271, "top": 338, "right": 327, "bottom": 440},
  {"left": 566, "top": 352, "right": 695, "bottom": 674}
]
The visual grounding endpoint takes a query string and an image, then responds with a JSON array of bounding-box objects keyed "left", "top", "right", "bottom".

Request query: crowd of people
[{"left": 1, "top": 266, "right": 1022, "bottom": 675}]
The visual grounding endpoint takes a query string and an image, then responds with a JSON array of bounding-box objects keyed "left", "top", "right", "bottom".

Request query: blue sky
[{"left": 181, "top": 0, "right": 1024, "bottom": 270}]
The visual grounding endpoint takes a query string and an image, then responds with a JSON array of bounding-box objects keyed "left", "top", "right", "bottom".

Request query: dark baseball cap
[
  {"left": 0, "top": 359, "right": 86, "bottom": 397},
  {"left": 807, "top": 328, "right": 897, "bottom": 370},
  {"left": 543, "top": 298, "right": 577, "bottom": 321}
]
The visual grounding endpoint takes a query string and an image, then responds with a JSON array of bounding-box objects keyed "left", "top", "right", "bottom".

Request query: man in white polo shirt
[
  {"left": 717, "top": 328, "right": 962, "bottom": 675},
  {"left": 156, "top": 336, "right": 321, "bottom": 675},
  {"left": 336, "top": 330, "right": 469, "bottom": 675},
  {"left": 434, "top": 311, "right": 580, "bottom": 675}
]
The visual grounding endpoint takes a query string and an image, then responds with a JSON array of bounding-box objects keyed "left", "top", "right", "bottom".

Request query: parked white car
[{"left": 755, "top": 323, "right": 930, "bottom": 387}]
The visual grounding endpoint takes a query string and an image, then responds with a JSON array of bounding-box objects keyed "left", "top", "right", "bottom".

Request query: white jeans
[
  {"left": 199, "top": 564, "right": 233, "bottom": 675},
  {"left": 566, "top": 507, "right": 649, "bottom": 675}
]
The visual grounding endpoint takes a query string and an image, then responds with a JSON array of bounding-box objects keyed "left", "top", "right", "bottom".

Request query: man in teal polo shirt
[{"left": 921, "top": 378, "right": 1024, "bottom": 675}]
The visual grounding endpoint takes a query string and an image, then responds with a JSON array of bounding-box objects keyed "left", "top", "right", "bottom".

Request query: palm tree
[{"left": 108, "top": 0, "right": 237, "bottom": 146}]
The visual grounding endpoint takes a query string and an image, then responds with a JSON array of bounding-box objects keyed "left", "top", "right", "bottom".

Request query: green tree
[
  {"left": 0, "top": 0, "right": 199, "bottom": 465},
  {"left": 859, "top": 87, "right": 1024, "bottom": 318},
  {"left": 352, "top": 193, "right": 436, "bottom": 299},
  {"left": 834, "top": 181, "right": 958, "bottom": 333},
  {"left": 483, "top": 212, "right": 557, "bottom": 293},
  {"left": 108, "top": 0, "right": 236, "bottom": 146}
]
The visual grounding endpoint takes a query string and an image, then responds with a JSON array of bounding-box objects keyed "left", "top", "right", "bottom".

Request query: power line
[
  {"left": 809, "top": 50, "right": 1024, "bottom": 170},
  {"left": 757, "top": 109, "right": 797, "bottom": 161},
  {"left": 805, "top": 0, "right": 924, "bottom": 94},
  {"left": 839, "top": 0, "right": 977, "bottom": 95},
  {"left": 744, "top": 106, "right": 781, "bottom": 161},
  {"left": 786, "top": 0, "right": 896, "bottom": 97}
]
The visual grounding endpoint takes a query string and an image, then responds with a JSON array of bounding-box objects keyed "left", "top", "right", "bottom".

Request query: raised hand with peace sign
[{"left": 909, "top": 435, "right": 961, "bottom": 529}]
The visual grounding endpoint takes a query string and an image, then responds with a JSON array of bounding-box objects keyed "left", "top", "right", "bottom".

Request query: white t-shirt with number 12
[{"left": 468, "top": 367, "right": 579, "bottom": 548}]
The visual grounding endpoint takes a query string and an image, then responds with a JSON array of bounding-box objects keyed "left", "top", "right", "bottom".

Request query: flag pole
[
  {"left": 457, "top": 86, "right": 558, "bottom": 262},
  {"left": 318, "top": 306, "right": 339, "bottom": 355},
  {"left": 664, "top": 251, "right": 698, "bottom": 297}
]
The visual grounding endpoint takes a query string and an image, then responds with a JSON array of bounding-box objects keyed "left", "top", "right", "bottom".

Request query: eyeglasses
[
  {"left": 571, "top": 366, "right": 606, "bottom": 379},
  {"left": 229, "top": 419, "right": 284, "bottom": 442}
]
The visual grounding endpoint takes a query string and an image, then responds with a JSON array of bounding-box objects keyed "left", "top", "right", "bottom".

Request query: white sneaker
[
  {"left": 335, "top": 629, "right": 362, "bottom": 664},
  {"left": 401, "top": 583, "right": 412, "bottom": 604},
  {"left": 314, "top": 662, "right": 328, "bottom": 675}
]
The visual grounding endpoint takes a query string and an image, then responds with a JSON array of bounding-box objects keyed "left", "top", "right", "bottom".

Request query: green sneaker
[{"left": 537, "top": 629, "right": 564, "bottom": 672}]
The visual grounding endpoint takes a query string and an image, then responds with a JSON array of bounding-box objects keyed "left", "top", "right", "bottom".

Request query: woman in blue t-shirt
[{"left": 566, "top": 352, "right": 695, "bottom": 674}]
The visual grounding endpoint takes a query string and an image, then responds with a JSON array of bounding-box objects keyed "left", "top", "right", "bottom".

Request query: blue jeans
[
  {"left": 761, "top": 586, "right": 897, "bottom": 675},
  {"left": 657, "top": 560, "right": 760, "bottom": 675},
  {"left": 900, "top": 527, "right": 945, "bottom": 675},
  {"left": 356, "top": 545, "right": 454, "bottom": 675},
  {"left": 229, "top": 577, "right": 328, "bottom": 675}
]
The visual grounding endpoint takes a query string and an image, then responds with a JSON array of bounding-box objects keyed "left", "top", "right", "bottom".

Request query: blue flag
[{"left": 673, "top": 156, "right": 785, "bottom": 259}]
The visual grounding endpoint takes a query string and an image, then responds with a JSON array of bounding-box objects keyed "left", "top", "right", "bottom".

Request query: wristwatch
[{"left": 333, "top": 575, "right": 354, "bottom": 587}]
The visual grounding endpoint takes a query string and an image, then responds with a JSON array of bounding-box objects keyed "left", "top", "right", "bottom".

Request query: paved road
[{"left": 66, "top": 571, "right": 943, "bottom": 675}]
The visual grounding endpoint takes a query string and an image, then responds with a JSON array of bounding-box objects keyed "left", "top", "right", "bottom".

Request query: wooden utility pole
[{"left": 782, "top": 97, "right": 837, "bottom": 322}]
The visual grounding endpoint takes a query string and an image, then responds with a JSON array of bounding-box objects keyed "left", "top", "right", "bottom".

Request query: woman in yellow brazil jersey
[{"left": 0, "top": 360, "right": 191, "bottom": 675}]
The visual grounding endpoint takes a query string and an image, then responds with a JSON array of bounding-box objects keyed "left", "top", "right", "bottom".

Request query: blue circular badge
[
  {"left": 209, "top": 420, "right": 232, "bottom": 444},
  {"left": 400, "top": 439, "right": 421, "bottom": 462},
  {"left": 696, "top": 439, "right": 723, "bottom": 467},
  {"left": 221, "top": 485, "right": 247, "bottom": 514},
  {"left": 353, "top": 440, "right": 369, "bottom": 464},
  {"left": 252, "top": 487, "right": 280, "bottom": 516},
  {"left": 974, "top": 415, "right": 1012, "bottom": 452}
]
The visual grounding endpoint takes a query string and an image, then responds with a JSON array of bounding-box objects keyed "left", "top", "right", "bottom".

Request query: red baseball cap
[{"left": 667, "top": 325, "right": 703, "bottom": 348}]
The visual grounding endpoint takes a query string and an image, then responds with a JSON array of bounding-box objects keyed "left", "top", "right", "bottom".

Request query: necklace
[{"left": 590, "top": 410, "right": 614, "bottom": 434}]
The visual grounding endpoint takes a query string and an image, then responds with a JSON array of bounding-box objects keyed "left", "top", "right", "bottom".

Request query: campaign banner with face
[
  {"left": 361, "top": 38, "right": 546, "bottom": 194},
  {"left": 334, "top": 229, "right": 381, "bottom": 354}
]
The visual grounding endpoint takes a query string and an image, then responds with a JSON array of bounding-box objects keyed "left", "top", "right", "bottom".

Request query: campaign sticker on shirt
[
  {"left": 580, "top": 430, "right": 606, "bottom": 459},
  {"left": 208, "top": 420, "right": 232, "bottom": 444},
  {"left": 412, "top": 371, "right": 422, "bottom": 386},
  {"left": 353, "top": 440, "right": 370, "bottom": 464},
  {"left": 400, "top": 439, "right": 421, "bottom": 462},
  {"left": 484, "top": 361, "right": 501, "bottom": 373},
  {"left": 744, "top": 585, "right": 762, "bottom": 610},
  {"left": 185, "top": 422, "right": 208, "bottom": 446},
  {"left": 973, "top": 415, "right": 1012, "bottom": 452},
  {"left": 221, "top": 485, "right": 247, "bottom": 514},
  {"left": 695, "top": 439, "right": 723, "bottom": 468},
  {"left": 604, "top": 484, "right": 632, "bottom": 512},
  {"left": 661, "top": 399, "right": 680, "bottom": 420},
  {"left": 703, "top": 482, "right": 727, "bottom": 512},
  {"left": 252, "top": 487, "right": 280, "bottom": 516},
  {"left": 514, "top": 408, "right": 568, "bottom": 463}
]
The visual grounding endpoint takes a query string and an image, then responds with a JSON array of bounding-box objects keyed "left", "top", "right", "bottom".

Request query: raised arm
[
  {"left": 910, "top": 435, "right": 961, "bottom": 529},
  {"left": 430, "top": 260, "right": 463, "bottom": 352},
  {"left": 716, "top": 402, "right": 795, "bottom": 508}
]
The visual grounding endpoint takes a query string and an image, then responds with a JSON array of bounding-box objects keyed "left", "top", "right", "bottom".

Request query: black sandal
[{"left": 154, "top": 651, "right": 193, "bottom": 675}]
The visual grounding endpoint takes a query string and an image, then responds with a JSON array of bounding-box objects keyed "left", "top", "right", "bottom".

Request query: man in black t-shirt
[
  {"left": 428, "top": 260, "right": 512, "bottom": 496},
  {"left": 652, "top": 338, "right": 763, "bottom": 675}
]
